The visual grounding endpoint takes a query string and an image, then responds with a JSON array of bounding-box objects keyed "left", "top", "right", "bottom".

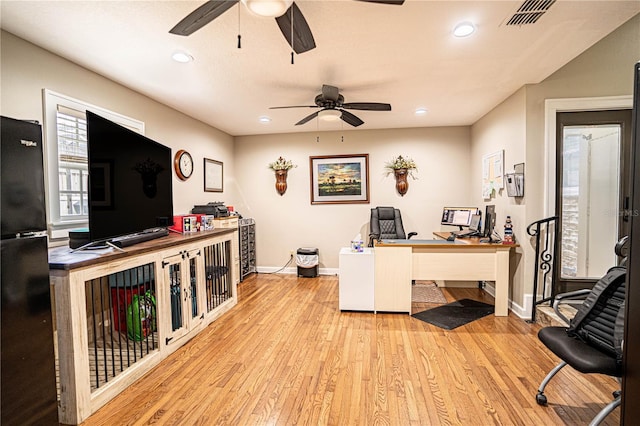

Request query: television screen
[
  {"left": 87, "top": 111, "right": 173, "bottom": 243},
  {"left": 441, "top": 207, "right": 479, "bottom": 228}
]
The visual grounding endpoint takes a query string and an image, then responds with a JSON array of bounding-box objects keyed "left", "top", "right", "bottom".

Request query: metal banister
[{"left": 527, "top": 216, "right": 559, "bottom": 322}]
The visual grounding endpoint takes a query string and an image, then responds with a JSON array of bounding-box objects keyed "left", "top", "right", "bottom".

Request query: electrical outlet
[{"left": 289, "top": 250, "right": 294, "bottom": 257}]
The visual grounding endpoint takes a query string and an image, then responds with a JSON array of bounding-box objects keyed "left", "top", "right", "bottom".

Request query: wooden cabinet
[
  {"left": 48, "top": 229, "right": 238, "bottom": 424},
  {"left": 214, "top": 216, "right": 240, "bottom": 284}
]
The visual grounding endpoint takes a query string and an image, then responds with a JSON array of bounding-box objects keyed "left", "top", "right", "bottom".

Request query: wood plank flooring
[{"left": 82, "top": 274, "right": 620, "bottom": 425}]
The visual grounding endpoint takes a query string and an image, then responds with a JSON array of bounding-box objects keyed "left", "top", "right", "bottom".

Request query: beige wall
[
  {"left": 471, "top": 88, "right": 527, "bottom": 314},
  {"left": 2, "top": 11, "right": 638, "bottom": 317},
  {"left": 471, "top": 13, "right": 640, "bottom": 316},
  {"left": 234, "top": 127, "right": 471, "bottom": 270},
  {"left": 0, "top": 31, "right": 236, "bottom": 220}
]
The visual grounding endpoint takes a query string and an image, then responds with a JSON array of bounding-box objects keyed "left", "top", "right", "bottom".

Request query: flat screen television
[
  {"left": 441, "top": 207, "right": 479, "bottom": 230},
  {"left": 481, "top": 204, "right": 497, "bottom": 242},
  {"left": 86, "top": 111, "right": 173, "bottom": 244}
]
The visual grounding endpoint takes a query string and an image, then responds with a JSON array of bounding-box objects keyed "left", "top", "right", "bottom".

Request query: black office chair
[
  {"left": 368, "top": 206, "right": 417, "bottom": 247},
  {"left": 536, "top": 264, "right": 627, "bottom": 426},
  {"left": 552, "top": 236, "right": 629, "bottom": 325}
]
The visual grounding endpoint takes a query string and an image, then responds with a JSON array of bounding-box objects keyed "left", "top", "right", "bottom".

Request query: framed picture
[
  {"left": 204, "top": 158, "right": 223, "bottom": 192},
  {"left": 309, "top": 154, "right": 369, "bottom": 205}
]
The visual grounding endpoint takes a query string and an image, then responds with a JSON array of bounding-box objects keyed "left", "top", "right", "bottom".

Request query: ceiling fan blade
[
  {"left": 322, "top": 85, "right": 340, "bottom": 102},
  {"left": 275, "top": 2, "right": 316, "bottom": 54},
  {"left": 295, "top": 111, "right": 320, "bottom": 126},
  {"left": 170, "top": 1, "right": 238, "bottom": 36},
  {"left": 342, "top": 102, "right": 392, "bottom": 111},
  {"left": 353, "top": 0, "right": 405, "bottom": 5},
  {"left": 269, "top": 105, "right": 317, "bottom": 109},
  {"left": 340, "top": 110, "right": 365, "bottom": 127}
]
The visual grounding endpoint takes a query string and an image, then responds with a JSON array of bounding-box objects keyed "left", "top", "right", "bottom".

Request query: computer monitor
[
  {"left": 441, "top": 207, "right": 479, "bottom": 230},
  {"left": 481, "top": 204, "right": 497, "bottom": 242}
]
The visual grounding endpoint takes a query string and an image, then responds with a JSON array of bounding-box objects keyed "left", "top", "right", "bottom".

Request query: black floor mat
[{"left": 411, "top": 298, "right": 494, "bottom": 330}]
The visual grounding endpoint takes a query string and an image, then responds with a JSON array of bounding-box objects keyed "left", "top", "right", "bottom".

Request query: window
[{"left": 43, "top": 90, "right": 144, "bottom": 239}]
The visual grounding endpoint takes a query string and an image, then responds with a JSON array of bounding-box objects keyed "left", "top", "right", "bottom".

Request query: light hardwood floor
[{"left": 83, "top": 274, "right": 620, "bottom": 425}]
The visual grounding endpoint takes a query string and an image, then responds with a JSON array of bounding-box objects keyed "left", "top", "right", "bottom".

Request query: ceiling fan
[
  {"left": 269, "top": 84, "right": 392, "bottom": 127},
  {"left": 169, "top": 0, "right": 405, "bottom": 55}
]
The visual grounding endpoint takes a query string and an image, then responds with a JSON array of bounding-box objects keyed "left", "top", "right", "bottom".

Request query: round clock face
[{"left": 174, "top": 150, "right": 193, "bottom": 180}]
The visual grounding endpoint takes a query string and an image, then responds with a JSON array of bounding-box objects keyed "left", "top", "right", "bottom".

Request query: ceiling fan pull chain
[
  {"left": 290, "top": 6, "right": 294, "bottom": 64},
  {"left": 237, "top": 5, "right": 241, "bottom": 48}
]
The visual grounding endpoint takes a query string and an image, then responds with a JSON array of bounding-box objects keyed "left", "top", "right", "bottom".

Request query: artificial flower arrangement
[
  {"left": 268, "top": 156, "right": 297, "bottom": 171},
  {"left": 384, "top": 155, "right": 418, "bottom": 179}
]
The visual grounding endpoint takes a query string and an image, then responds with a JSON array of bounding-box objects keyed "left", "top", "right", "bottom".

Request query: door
[
  {"left": 162, "top": 249, "right": 203, "bottom": 346},
  {"left": 555, "top": 110, "right": 632, "bottom": 293}
]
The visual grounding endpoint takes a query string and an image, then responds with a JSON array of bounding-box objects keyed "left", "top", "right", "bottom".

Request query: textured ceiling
[{"left": 1, "top": 1, "right": 639, "bottom": 136}]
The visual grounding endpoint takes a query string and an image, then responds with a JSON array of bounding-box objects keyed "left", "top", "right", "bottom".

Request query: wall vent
[{"left": 506, "top": 0, "right": 556, "bottom": 26}]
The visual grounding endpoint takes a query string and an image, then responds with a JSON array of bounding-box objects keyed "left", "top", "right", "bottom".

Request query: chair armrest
[
  {"left": 552, "top": 289, "right": 591, "bottom": 325},
  {"left": 368, "top": 233, "right": 380, "bottom": 247},
  {"left": 408, "top": 232, "right": 418, "bottom": 239}
]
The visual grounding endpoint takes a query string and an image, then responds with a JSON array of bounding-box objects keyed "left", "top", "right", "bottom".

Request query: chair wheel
[{"left": 536, "top": 392, "right": 547, "bottom": 405}]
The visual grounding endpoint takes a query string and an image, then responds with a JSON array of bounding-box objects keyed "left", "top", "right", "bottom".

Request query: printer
[{"left": 191, "top": 202, "right": 229, "bottom": 218}]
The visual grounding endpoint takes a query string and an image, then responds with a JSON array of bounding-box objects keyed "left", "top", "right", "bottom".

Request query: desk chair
[
  {"left": 536, "top": 265, "right": 626, "bottom": 426},
  {"left": 368, "top": 206, "right": 417, "bottom": 247},
  {"left": 552, "top": 236, "right": 629, "bottom": 325}
]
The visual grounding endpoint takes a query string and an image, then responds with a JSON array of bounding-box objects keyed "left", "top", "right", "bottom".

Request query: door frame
[{"left": 544, "top": 96, "right": 632, "bottom": 217}]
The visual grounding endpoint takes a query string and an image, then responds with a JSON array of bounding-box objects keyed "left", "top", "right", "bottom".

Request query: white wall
[
  {"left": 0, "top": 31, "right": 236, "bottom": 221},
  {"left": 234, "top": 127, "right": 471, "bottom": 270}
]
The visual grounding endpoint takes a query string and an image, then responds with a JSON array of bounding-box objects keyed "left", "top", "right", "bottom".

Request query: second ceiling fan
[
  {"left": 270, "top": 84, "right": 392, "bottom": 127},
  {"left": 169, "top": 0, "right": 405, "bottom": 55}
]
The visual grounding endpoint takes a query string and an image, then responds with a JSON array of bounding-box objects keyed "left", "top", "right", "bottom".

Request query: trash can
[{"left": 297, "top": 247, "right": 319, "bottom": 278}]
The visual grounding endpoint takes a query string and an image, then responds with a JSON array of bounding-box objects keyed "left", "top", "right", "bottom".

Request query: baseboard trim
[{"left": 256, "top": 266, "right": 338, "bottom": 276}]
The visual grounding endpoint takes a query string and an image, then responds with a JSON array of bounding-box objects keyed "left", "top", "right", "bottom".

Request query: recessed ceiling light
[
  {"left": 415, "top": 107, "right": 428, "bottom": 115},
  {"left": 259, "top": 116, "right": 272, "bottom": 123},
  {"left": 172, "top": 51, "right": 193, "bottom": 63},
  {"left": 453, "top": 22, "right": 475, "bottom": 38}
]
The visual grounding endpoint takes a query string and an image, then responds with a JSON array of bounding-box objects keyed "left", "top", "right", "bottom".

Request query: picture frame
[
  {"left": 204, "top": 158, "right": 223, "bottom": 192},
  {"left": 309, "top": 154, "right": 369, "bottom": 205}
]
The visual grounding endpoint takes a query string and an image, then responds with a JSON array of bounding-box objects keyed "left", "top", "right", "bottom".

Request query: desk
[{"left": 374, "top": 234, "right": 517, "bottom": 316}]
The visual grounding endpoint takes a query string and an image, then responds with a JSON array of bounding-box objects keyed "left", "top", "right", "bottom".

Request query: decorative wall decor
[
  {"left": 482, "top": 150, "right": 504, "bottom": 199},
  {"left": 309, "top": 154, "right": 369, "bottom": 204},
  {"left": 384, "top": 155, "right": 417, "bottom": 196},
  {"left": 204, "top": 158, "right": 223, "bottom": 192},
  {"left": 268, "top": 156, "right": 297, "bottom": 195}
]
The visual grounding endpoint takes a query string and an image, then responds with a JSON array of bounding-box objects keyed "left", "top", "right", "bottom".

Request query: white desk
[
  {"left": 374, "top": 235, "right": 517, "bottom": 316},
  {"left": 338, "top": 247, "right": 375, "bottom": 311}
]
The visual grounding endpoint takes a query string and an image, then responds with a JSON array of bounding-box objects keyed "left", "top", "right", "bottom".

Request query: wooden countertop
[
  {"left": 48, "top": 228, "right": 235, "bottom": 271},
  {"left": 373, "top": 232, "right": 519, "bottom": 249}
]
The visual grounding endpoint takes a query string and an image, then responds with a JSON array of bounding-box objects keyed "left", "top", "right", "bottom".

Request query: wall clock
[{"left": 174, "top": 149, "right": 193, "bottom": 181}]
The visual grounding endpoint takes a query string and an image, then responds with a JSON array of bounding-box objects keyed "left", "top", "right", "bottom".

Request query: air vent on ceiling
[{"left": 506, "top": 0, "right": 556, "bottom": 26}]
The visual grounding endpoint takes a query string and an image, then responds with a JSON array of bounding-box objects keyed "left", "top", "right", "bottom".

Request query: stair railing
[{"left": 527, "top": 216, "right": 559, "bottom": 322}]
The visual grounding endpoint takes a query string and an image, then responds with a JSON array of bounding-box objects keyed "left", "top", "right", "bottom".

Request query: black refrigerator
[{"left": 1, "top": 116, "right": 59, "bottom": 424}]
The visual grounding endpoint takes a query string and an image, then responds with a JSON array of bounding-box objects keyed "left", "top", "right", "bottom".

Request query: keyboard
[
  {"left": 453, "top": 230, "right": 480, "bottom": 238},
  {"left": 110, "top": 228, "right": 169, "bottom": 248}
]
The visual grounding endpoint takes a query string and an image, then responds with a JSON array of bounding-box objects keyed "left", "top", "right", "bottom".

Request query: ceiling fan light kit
[
  {"left": 241, "top": 0, "right": 292, "bottom": 17},
  {"left": 319, "top": 109, "right": 342, "bottom": 121}
]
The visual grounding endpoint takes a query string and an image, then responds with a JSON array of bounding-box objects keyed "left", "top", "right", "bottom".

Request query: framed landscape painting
[{"left": 309, "top": 154, "right": 369, "bottom": 204}]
